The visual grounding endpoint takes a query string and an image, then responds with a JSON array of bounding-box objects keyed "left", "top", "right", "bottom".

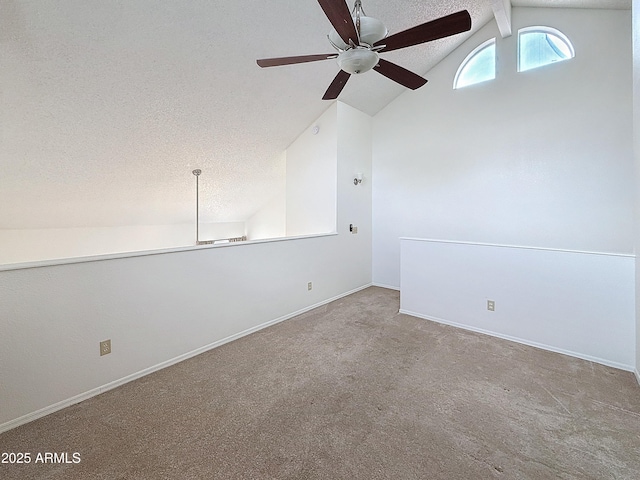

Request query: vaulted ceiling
[{"left": 0, "top": 0, "right": 631, "bottom": 229}]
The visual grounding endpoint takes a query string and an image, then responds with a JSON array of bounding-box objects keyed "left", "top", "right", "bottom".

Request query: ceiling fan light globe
[
  {"left": 357, "top": 16, "right": 387, "bottom": 46},
  {"left": 328, "top": 16, "right": 387, "bottom": 50},
  {"left": 328, "top": 29, "right": 349, "bottom": 51},
  {"left": 337, "top": 48, "right": 379, "bottom": 74}
]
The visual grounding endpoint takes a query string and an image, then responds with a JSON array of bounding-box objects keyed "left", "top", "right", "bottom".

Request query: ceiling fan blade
[
  {"left": 317, "top": 0, "right": 359, "bottom": 45},
  {"left": 257, "top": 54, "right": 337, "bottom": 68},
  {"left": 374, "top": 10, "right": 471, "bottom": 53},
  {"left": 373, "top": 58, "right": 428, "bottom": 90},
  {"left": 322, "top": 70, "right": 351, "bottom": 100}
]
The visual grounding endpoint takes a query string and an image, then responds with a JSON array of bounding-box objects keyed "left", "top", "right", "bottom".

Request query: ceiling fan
[{"left": 257, "top": 0, "right": 472, "bottom": 100}]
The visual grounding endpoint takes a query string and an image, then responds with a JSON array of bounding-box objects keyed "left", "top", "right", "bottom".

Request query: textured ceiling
[
  {"left": 514, "top": 0, "right": 629, "bottom": 7},
  {"left": 0, "top": 0, "right": 631, "bottom": 229}
]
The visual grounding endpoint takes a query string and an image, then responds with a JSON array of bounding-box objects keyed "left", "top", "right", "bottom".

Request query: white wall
[
  {"left": 337, "top": 102, "right": 373, "bottom": 276},
  {"left": 286, "top": 104, "right": 338, "bottom": 236},
  {"left": 633, "top": 0, "right": 640, "bottom": 381},
  {"left": 0, "top": 101, "right": 372, "bottom": 432},
  {"left": 0, "top": 222, "right": 245, "bottom": 265},
  {"left": 245, "top": 151, "right": 286, "bottom": 241},
  {"left": 372, "top": 8, "right": 634, "bottom": 288},
  {"left": 245, "top": 192, "right": 286, "bottom": 241},
  {"left": 401, "top": 238, "right": 635, "bottom": 370}
]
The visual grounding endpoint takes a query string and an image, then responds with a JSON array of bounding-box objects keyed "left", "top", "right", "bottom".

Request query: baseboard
[
  {"left": 400, "top": 309, "right": 635, "bottom": 373},
  {"left": 635, "top": 369, "right": 640, "bottom": 386},
  {"left": 372, "top": 282, "right": 400, "bottom": 291},
  {"left": 0, "top": 283, "right": 372, "bottom": 434}
]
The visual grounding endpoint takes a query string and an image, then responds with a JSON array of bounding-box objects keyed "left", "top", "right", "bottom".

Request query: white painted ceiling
[{"left": 0, "top": 0, "right": 631, "bottom": 229}]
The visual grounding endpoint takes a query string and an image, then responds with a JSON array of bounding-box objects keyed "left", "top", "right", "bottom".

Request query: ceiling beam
[{"left": 491, "top": 0, "right": 512, "bottom": 38}]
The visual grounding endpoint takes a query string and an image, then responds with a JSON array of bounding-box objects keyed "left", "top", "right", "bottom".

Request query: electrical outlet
[
  {"left": 100, "top": 339, "right": 111, "bottom": 356},
  {"left": 308, "top": 282, "right": 313, "bottom": 291},
  {"left": 487, "top": 300, "right": 495, "bottom": 312}
]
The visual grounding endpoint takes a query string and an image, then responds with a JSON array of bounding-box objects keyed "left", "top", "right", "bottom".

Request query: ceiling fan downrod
[{"left": 353, "top": 0, "right": 363, "bottom": 41}]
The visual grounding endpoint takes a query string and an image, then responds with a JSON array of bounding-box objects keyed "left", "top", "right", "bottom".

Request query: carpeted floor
[{"left": 1, "top": 286, "right": 639, "bottom": 479}]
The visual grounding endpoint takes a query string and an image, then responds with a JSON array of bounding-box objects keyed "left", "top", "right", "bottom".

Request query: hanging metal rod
[{"left": 192, "top": 169, "right": 213, "bottom": 245}]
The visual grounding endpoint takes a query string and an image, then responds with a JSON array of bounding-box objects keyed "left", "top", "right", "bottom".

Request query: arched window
[
  {"left": 453, "top": 38, "right": 496, "bottom": 89},
  {"left": 518, "top": 26, "right": 574, "bottom": 72}
]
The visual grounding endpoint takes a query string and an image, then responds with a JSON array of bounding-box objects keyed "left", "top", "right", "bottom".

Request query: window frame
[
  {"left": 453, "top": 38, "right": 497, "bottom": 90},
  {"left": 517, "top": 26, "right": 575, "bottom": 73}
]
